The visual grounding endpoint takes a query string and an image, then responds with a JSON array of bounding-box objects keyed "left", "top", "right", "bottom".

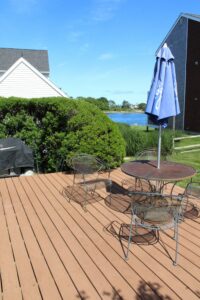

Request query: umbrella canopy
[{"left": 145, "top": 43, "right": 180, "bottom": 168}]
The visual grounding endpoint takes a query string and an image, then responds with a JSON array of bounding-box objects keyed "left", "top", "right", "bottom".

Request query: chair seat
[
  {"left": 139, "top": 208, "right": 173, "bottom": 225},
  {"left": 125, "top": 192, "right": 185, "bottom": 265},
  {"left": 68, "top": 153, "right": 112, "bottom": 211}
]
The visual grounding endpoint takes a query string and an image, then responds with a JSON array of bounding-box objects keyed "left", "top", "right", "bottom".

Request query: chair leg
[
  {"left": 173, "top": 221, "right": 179, "bottom": 266},
  {"left": 108, "top": 179, "right": 112, "bottom": 205},
  {"left": 82, "top": 174, "right": 88, "bottom": 212},
  {"left": 125, "top": 211, "right": 135, "bottom": 260},
  {"left": 83, "top": 189, "right": 88, "bottom": 212},
  {"left": 69, "top": 174, "right": 76, "bottom": 202}
]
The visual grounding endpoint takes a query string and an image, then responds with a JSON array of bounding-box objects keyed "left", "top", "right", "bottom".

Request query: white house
[{"left": 0, "top": 48, "right": 68, "bottom": 98}]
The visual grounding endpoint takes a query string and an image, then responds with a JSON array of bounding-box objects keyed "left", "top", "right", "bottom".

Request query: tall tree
[{"left": 122, "top": 100, "right": 131, "bottom": 109}]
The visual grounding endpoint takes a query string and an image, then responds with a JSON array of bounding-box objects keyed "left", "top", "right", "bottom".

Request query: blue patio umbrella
[{"left": 145, "top": 43, "right": 180, "bottom": 168}]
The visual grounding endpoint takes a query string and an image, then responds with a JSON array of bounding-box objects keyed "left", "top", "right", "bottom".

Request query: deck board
[
  {"left": 0, "top": 169, "right": 200, "bottom": 299},
  {"left": 38, "top": 174, "right": 140, "bottom": 299},
  {"left": 0, "top": 179, "right": 41, "bottom": 300},
  {"left": 10, "top": 178, "right": 64, "bottom": 300},
  {"left": 54, "top": 172, "right": 200, "bottom": 299},
  {"left": 0, "top": 181, "right": 22, "bottom": 300},
  {"left": 25, "top": 175, "right": 108, "bottom": 299}
]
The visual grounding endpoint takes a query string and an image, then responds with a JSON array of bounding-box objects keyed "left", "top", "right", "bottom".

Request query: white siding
[{"left": 0, "top": 61, "right": 66, "bottom": 98}]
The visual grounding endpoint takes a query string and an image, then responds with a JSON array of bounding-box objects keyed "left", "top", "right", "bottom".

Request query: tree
[
  {"left": 108, "top": 100, "right": 117, "bottom": 110},
  {"left": 96, "top": 97, "right": 109, "bottom": 110},
  {"left": 137, "top": 102, "right": 146, "bottom": 111},
  {"left": 122, "top": 100, "right": 131, "bottom": 109},
  {"left": 75, "top": 97, "right": 109, "bottom": 111}
]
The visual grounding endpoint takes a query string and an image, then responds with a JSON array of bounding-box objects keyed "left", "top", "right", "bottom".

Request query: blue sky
[{"left": 1, "top": 0, "right": 200, "bottom": 104}]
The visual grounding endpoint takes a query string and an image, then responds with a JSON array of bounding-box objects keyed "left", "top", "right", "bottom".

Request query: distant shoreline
[{"left": 105, "top": 110, "right": 144, "bottom": 114}]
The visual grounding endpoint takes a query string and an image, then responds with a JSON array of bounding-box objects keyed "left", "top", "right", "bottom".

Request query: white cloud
[
  {"left": 98, "top": 52, "right": 114, "bottom": 60},
  {"left": 91, "top": 0, "right": 125, "bottom": 21},
  {"left": 80, "top": 43, "right": 90, "bottom": 53},
  {"left": 68, "top": 31, "right": 84, "bottom": 43},
  {"left": 9, "top": 0, "right": 38, "bottom": 13},
  {"left": 57, "top": 62, "right": 67, "bottom": 68}
]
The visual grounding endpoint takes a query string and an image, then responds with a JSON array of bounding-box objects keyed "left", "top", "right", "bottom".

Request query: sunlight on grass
[
  {"left": 175, "top": 137, "right": 200, "bottom": 147},
  {"left": 168, "top": 150, "right": 200, "bottom": 187}
]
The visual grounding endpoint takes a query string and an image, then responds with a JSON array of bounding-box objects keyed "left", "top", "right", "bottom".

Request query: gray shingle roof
[{"left": 0, "top": 48, "right": 49, "bottom": 73}]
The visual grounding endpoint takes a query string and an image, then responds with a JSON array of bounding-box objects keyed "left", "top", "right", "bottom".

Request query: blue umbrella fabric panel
[{"left": 145, "top": 45, "right": 180, "bottom": 128}]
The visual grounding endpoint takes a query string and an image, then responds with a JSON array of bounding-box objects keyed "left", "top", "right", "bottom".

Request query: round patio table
[
  {"left": 121, "top": 160, "right": 196, "bottom": 182},
  {"left": 121, "top": 160, "right": 196, "bottom": 193}
]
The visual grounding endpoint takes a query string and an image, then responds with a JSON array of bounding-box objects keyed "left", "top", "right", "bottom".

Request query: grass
[
  {"left": 174, "top": 137, "right": 200, "bottom": 147},
  {"left": 170, "top": 134, "right": 200, "bottom": 187},
  {"left": 122, "top": 126, "right": 200, "bottom": 189},
  {"left": 168, "top": 150, "right": 200, "bottom": 188},
  {"left": 125, "top": 138, "right": 200, "bottom": 189}
]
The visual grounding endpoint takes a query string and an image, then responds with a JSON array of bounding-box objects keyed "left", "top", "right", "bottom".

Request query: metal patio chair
[
  {"left": 125, "top": 192, "right": 185, "bottom": 265},
  {"left": 68, "top": 153, "right": 112, "bottom": 211},
  {"left": 123, "top": 149, "right": 175, "bottom": 194},
  {"left": 183, "top": 181, "right": 200, "bottom": 219},
  {"left": 136, "top": 148, "right": 158, "bottom": 161},
  {"left": 122, "top": 149, "right": 159, "bottom": 192},
  {"left": 136, "top": 148, "right": 168, "bottom": 192}
]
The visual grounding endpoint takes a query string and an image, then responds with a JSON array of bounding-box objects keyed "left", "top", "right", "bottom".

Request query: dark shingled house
[{"left": 157, "top": 13, "right": 200, "bottom": 132}]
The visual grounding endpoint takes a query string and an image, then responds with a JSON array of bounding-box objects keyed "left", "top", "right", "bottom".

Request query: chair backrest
[
  {"left": 135, "top": 149, "right": 157, "bottom": 161},
  {"left": 70, "top": 153, "right": 104, "bottom": 175},
  {"left": 185, "top": 181, "right": 200, "bottom": 198},
  {"left": 135, "top": 148, "right": 167, "bottom": 161},
  {"left": 131, "top": 192, "right": 184, "bottom": 225}
]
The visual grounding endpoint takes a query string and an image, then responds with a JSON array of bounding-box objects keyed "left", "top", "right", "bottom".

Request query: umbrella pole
[{"left": 157, "top": 125, "right": 161, "bottom": 169}]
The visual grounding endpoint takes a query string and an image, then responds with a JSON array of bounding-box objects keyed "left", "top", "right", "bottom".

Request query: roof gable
[
  {"left": 0, "top": 57, "right": 68, "bottom": 98},
  {"left": 156, "top": 12, "right": 200, "bottom": 54},
  {"left": 0, "top": 48, "right": 49, "bottom": 74},
  {"left": 182, "top": 13, "right": 200, "bottom": 22}
]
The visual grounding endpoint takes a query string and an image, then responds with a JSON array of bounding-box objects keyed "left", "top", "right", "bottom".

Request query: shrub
[
  {"left": 117, "top": 123, "right": 146, "bottom": 156},
  {"left": 117, "top": 123, "right": 175, "bottom": 156},
  {"left": 145, "top": 129, "right": 175, "bottom": 156},
  {"left": 0, "top": 97, "right": 125, "bottom": 172}
]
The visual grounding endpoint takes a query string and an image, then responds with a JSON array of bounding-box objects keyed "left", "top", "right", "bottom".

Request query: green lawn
[
  {"left": 170, "top": 134, "right": 200, "bottom": 187},
  {"left": 168, "top": 150, "right": 200, "bottom": 188},
  {"left": 124, "top": 128, "right": 200, "bottom": 189},
  {"left": 125, "top": 147, "right": 200, "bottom": 189},
  {"left": 174, "top": 137, "right": 200, "bottom": 147}
]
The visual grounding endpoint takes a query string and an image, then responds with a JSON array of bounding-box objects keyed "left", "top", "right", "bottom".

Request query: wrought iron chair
[
  {"left": 122, "top": 149, "right": 175, "bottom": 194},
  {"left": 125, "top": 192, "right": 185, "bottom": 265},
  {"left": 183, "top": 181, "right": 200, "bottom": 219},
  {"left": 68, "top": 153, "right": 112, "bottom": 211},
  {"left": 136, "top": 148, "right": 158, "bottom": 161},
  {"left": 122, "top": 149, "right": 159, "bottom": 192},
  {"left": 136, "top": 148, "right": 168, "bottom": 192}
]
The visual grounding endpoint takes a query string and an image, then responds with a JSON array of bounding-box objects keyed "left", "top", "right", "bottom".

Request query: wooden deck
[{"left": 0, "top": 169, "right": 200, "bottom": 300}]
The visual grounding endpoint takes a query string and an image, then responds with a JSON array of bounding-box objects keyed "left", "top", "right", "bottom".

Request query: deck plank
[
  {"left": 37, "top": 173, "right": 141, "bottom": 299},
  {"left": 0, "top": 170, "right": 200, "bottom": 300},
  {"left": 48, "top": 172, "right": 186, "bottom": 299},
  {"left": 16, "top": 176, "right": 80, "bottom": 300},
  {"left": 24, "top": 175, "right": 106, "bottom": 299},
  {"left": 55, "top": 172, "right": 200, "bottom": 299},
  {"left": 10, "top": 177, "right": 63, "bottom": 300},
  {"left": 0, "top": 181, "right": 22, "bottom": 300},
  {"left": 0, "top": 179, "right": 41, "bottom": 300}
]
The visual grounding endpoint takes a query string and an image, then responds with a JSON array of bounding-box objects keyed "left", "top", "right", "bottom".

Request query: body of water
[{"left": 106, "top": 112, "right": 147, "bottom": 126}]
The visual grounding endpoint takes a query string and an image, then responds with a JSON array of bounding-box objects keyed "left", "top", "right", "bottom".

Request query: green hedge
[{"left": 0, "top": 97, "right": 125, "bottom": 172}]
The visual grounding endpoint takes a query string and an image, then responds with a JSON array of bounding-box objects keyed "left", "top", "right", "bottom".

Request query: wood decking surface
[{"left": 0, "top": 169, "right": 200, "bottom": 300}]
